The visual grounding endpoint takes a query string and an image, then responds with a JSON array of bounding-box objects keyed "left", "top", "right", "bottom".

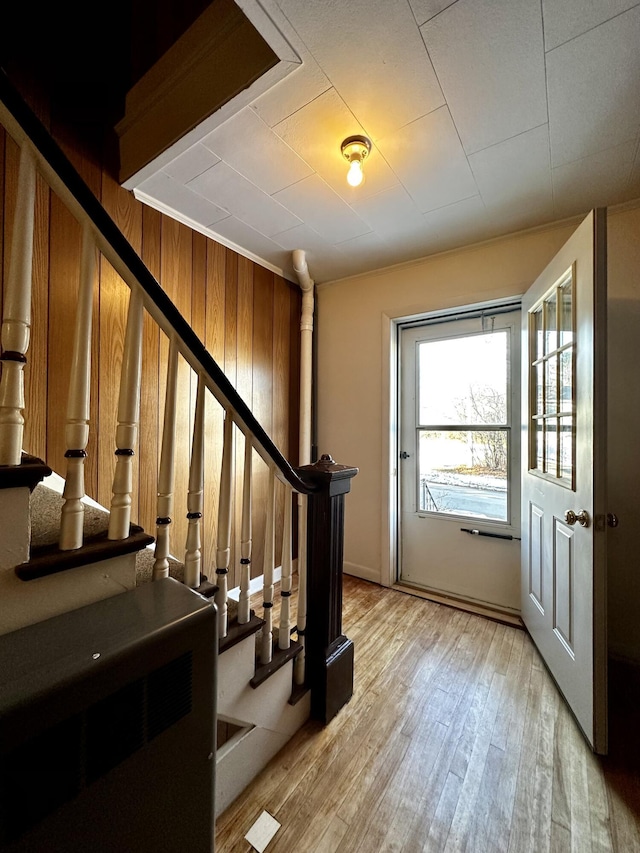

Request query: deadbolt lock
[{"left": 564, "top": 509, "right": 590, "bottom": 528}]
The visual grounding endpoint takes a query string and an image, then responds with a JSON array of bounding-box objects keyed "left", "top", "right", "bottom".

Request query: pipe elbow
[{"left": 292, "top": 249, "right": 314, "bottom": 292}]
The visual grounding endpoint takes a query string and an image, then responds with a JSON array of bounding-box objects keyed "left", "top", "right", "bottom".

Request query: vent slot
[
  {"left": 1, "top": 651, "right": 193, "bottom": 842},
  {"left": 86, "top": 679, "right": 145, "bottom": 783},
  {"left": 148, "top": 651, "right": 193, "bottom": 740},
  {"left": 2, "top": 714, "right": 83, "bottom": 842}
]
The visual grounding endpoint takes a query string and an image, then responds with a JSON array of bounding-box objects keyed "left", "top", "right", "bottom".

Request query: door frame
[{"left": 382, "top": 296, "right": 523, "bottom": 588}]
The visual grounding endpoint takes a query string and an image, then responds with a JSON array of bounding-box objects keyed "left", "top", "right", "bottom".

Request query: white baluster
[
  {"left": 59, "top": 223, "right": 96, "bottom": 550},
  {"left": 238, "top": 435, "right": 252, "bottom": 624},
  {"left": 261, "top": 467, "right": 276, "bottom": 664},
  {"left": 108, "top": 287, "right": 144, "bottom": 540},
  {"left": 184, "top": 375, "right": 205, "bottom": 588},
  {"left": 294, "top": 494, "right": 307, "bottom": 685},
  {"left": 0, "top": 143, "right": 36, "bottom": 465},
  {"left": 279, "top": 486, "right": 293, "bottom": 650},
  {"left": 153, "top": 337, "right": 178, "bottom": 579},
  {"left": 215, "top": 411, "right": 234, "bottom": 638}
]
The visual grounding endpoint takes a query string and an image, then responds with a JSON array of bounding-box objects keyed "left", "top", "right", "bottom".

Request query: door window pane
[
  {"left": 529, "top": 268, "right": 574, "bottom": 485},
  {"left": 545, "top": 291, "right": 557, "bottom": 354},
  {"left": 559, "top": 417, "right": 573, "bottom": 481},
  {"left": 560, "top": 280, "right": 573, "bottom": 346},
  {"left": 418, "top": 429, "right": 508, "bottom": 521},
  {"left": 418, "top": 331, "right": 507, "bottom": 425}
]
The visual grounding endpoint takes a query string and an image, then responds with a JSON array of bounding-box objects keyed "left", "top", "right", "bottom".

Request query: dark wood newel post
[{"left": 296, "top": 453, "right": 359, "bottom": 724}]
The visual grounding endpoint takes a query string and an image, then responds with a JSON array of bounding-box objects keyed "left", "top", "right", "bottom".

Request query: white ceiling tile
[
  {"left": 274, "top": 88, "right": 400, "bottom": 201},
  {"left": 542, "top": 0, "right": 639, "bottom": 51},
  {"left": 421, "top": 0, "right": 547, "bottom": 154},
  {"left": 273, "top": 174, "right": 372, "bottom": 244},
  {"left": 187, "top": 162, "right": 301, "bottom": 236},
  {"left": 469, "top": 125, "right": 554, "bottom": 223},
  {"left": 251, "top": 54, "right": 332, "bottom": 127},
  {"left": 201, "top": 108, "right": 313, "bottom": 195},
  {"left": 277, "top": 0, "right": 444, "bottom": 140},
  {"left": 422, "top": 195, "right": 494, "bottom": 249},
  {"left": 551, "top": 141, "right": 637, "bottom": 219},
  {"left": 408, "top": 0, "right": 458, "bottom": 26},
  {"left": 376, "top": 106, "right": 478, "bottom": 213},
  {"left": 271, "top": 222, "right": 333, "bottom": 254},
  {"left": 138, "top": 172, "right": 229, "bottom": 227},
  {"left": 209, "top": 216, "right": 291, "bottom": 270},
  {"left": 162, "top": 144, "right": 220, "bottom": 183},
  {"left": 547, "top": 7, "right": 640, "bottom": 167},
  {"left": 350, "top": 185, "right": 426, "bottom": 241},
  {"left": 326, "top": 231, "right": 395, "bottom": 279}
]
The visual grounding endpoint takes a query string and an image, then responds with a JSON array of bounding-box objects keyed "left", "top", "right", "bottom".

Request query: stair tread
[
  {"left": 250, "top": 636, "right": 303, "bottom": 689},
  {"left": 30, "top": 482, "right": 110, "bottom": 548}
]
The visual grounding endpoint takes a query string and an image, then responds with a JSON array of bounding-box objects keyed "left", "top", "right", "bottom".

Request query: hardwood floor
[{"left": 216, "top": 576, "right": 640, "bottom": 852}]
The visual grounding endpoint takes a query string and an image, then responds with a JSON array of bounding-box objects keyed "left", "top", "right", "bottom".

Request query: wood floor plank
[{"left": 215, "top": 577, "right": 640, "bottom": 853}]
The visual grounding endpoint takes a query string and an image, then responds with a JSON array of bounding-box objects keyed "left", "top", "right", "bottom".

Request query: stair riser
[{"left": 0, "top": 553, "right": 137, "bottom": 636}]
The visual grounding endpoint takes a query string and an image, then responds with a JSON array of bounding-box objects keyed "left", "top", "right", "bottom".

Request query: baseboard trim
[
  {"left": 392, "top": 582, "right": 524, "bottom": 628},
  {"left": 343, "top": 562, "right": 379, "bottom": 584}
]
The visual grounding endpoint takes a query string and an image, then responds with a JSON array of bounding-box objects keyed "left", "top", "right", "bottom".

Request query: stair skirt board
[{"left": 216, "top": 724, "right": 293, "bottom": 819}]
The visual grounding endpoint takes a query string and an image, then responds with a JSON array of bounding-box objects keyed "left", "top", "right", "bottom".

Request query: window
[{"left": 529, "top": 266, "right": 575, "bottom": 488}]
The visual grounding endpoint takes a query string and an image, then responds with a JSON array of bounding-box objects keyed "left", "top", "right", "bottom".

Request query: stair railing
[{"left": 0, "top": 69, "right": 356, "bottom": 723}]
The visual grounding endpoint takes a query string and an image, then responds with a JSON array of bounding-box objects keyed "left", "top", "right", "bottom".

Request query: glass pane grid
[{"left": 529, "top": 270, "right": 575, "bottom": 484}]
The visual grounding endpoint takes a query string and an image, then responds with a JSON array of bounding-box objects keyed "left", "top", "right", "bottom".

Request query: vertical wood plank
[
  {"left": 273, "top": 274, "right": 290, "bottom": 562},
  {"left": 22, "top": 169, "right": 50, "bottom": 461},
  {"left": 160, "top": 217, "right": 193, "bottom": 557},
  {"left": 203, "top": 240, "right": 226, "bottom": 580},
  {"left": 223, "top": 248, "right": 238, "bottom": 583},
  {"left": 101, "top": 171, "right": 143, "bottom": 522},
  {"left": 54, "top": 118, "right": 102, "bottom": 501},
  {"left": 191, "top": 231, "right": 207, "bottom": 567},
  {"left": 138, "top": 204, "right": 161, "bottom": 535},
  {"left": 235, "top": 255, "right": 253, "bottom": 585}
]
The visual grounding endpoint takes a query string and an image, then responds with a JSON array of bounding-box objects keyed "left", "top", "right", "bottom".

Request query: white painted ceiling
[{"left": 129, "top": 0, "right": 640, "bottom": 284}]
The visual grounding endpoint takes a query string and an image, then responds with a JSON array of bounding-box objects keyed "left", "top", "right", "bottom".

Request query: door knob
[{"left": 565, "top": 509, "right": 590, "bottom": 527}]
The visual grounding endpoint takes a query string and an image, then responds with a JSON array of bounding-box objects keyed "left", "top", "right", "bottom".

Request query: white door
[
  {"left": 521, "top": 209, "right": 607, "bottom": 753},
  {"left": 399, "top": 307, "right": 521, "bottom": 614}
]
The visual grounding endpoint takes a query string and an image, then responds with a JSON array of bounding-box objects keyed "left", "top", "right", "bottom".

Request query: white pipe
[
  {"left": 292, "top": 249, "right": 314, "bottom": 685},
  {"left": 292, "top": 249, "right": 314, "bottom": 467}
]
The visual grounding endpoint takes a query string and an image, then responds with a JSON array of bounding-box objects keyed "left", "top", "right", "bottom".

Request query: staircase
[{"left": 0, "top": 65, "right": 357, "bottom": 840}]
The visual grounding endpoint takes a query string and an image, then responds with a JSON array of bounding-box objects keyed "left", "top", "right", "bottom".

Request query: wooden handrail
[{"left": 0, "top": 67, "right": 316, "bottom": 496}]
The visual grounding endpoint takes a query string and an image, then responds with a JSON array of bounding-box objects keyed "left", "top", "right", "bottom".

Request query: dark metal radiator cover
[{"left": 0, "top": 578, "right": 217, "bottom": 853}]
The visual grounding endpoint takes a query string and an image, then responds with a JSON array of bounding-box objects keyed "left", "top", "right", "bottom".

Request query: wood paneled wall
[{"left": 0, "top": 75, "right": 302, "bottom": 586}]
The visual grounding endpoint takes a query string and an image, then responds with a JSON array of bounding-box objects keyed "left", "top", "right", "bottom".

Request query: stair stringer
[{"left": 215, "top": 630, "right": 310, "bottom": 817}]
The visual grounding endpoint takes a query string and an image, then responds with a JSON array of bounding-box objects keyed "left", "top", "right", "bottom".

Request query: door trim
[{"left": 382, "top": 297, "right": 523, "bottom": 589}]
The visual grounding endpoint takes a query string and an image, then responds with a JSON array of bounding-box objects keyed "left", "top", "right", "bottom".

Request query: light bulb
[{"left": 347, "top": 158, "right": 363, "bottom": 187}]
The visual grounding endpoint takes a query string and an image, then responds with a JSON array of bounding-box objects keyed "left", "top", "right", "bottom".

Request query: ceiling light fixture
[{"left": 341, "top": 135, "right": 371, "bottom": 187}]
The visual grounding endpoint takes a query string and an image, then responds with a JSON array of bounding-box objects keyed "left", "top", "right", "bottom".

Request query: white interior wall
[
  {"left": 317, "top": 219, "right": 577, "bottom": 584},
  {"left": 318, "top": 208, "right": 640, "bottom": 660},
  {"left": 317, "top": 205, "right": 640, "bottom": 663}
]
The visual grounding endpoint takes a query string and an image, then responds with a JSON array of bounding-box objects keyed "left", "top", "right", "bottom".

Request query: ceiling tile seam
[
  {"left": 419, "top": 192, "right": 487, "bottom": 220},
  {"left": 414, "top": 0, "right": 459, "bottom": 29},
  {"left": 185, "top": 159, "right": 306, "bottom": 228},
  {"left": 465, "top": 121, "right": 551, "bottom": 160},
  {"left": 401, "top": 25, "right": 481, "bottom": 181},
  {"left": 202, "top": 107, "right": 315, "bottom": 193},
  {"left": 271, "top": 172, "right": 375, "bottom": 237},
  {"left": 543, "top": 3, "right": 640, "bottom": 55}
]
